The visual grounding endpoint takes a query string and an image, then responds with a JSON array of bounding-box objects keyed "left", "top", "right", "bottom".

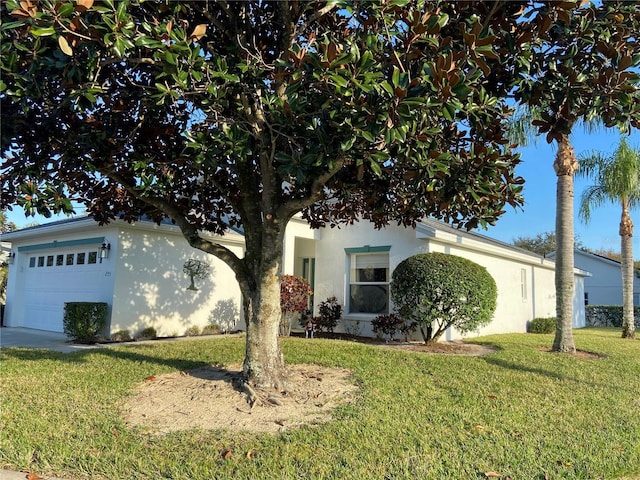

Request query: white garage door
[{"left": 22, "top": 247, "right": 106, "bottom": 332}]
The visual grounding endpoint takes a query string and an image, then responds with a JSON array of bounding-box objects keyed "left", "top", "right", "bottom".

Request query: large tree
[
  {"left": 578, "top": 138, "right": 640, "bottom": 339},
  {"left": 1, "top": 0, "right": 569, "bottom": 387},
  {"left": 512, "top": 231, "right": 584, "bottom": 257},
  {"left": 511, "top": 1, "right": 640, "bottom": 352}
]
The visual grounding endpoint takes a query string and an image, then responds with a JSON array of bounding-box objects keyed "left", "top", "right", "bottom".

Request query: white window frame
[{"left": 345, "top": 246, "right": 391, "bottom": 315}]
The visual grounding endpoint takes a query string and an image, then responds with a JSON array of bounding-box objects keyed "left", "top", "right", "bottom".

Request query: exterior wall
[
  {"left": 111, "top": 223, "right": 245, "bottom": 337},
  {"left": 313, "top": 220, "right": 571, "bottom": 340},
  {"left": 425, "top": 239, "right": 558, "bottom": 338},
  {"left": 572, "top": 250, "right": 640, "bottom": 307},
  {"left": 283, "top": 217, "right": 318, "bottom": 276}
]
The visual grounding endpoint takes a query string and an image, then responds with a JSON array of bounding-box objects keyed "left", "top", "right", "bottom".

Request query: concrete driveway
[{"left": 0, "top": 327, "right": 104, "bottom": 353}]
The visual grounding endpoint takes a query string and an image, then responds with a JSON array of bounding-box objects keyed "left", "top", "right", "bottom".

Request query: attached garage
[
  {"left": 18, "top": 238, "right": 110, "bottom": 332},
  {"left": 1, "top": 216, "right": 245, "bottom": 337}
]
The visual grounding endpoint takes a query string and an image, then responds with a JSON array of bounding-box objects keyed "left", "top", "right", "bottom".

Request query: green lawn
[{"left": 1, "top": 328, "right": 639, "bottom": 479}]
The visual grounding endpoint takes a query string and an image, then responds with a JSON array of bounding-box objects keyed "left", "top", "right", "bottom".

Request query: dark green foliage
[
  {"left": 529, "top": 317, "right": 556, "bottom": 334},
  {"left": 63, "top": 302, "right": 108, "bottom": 342},
  {"left": 316, "top": 296, "right": 342, "bottom": 333},
  {"left": 391, "top": 253, "right": 497, "bottom": 343},
  {"left": 586, "top": 305, "right": 640, "bottom": 328}
]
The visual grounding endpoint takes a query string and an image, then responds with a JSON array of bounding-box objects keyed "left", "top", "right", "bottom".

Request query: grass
[{"left": 1, "top": 328, "right": 639, "bottom": 479}]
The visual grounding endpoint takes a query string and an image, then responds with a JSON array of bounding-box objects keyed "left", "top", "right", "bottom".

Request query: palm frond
[{"left": 579, "top": 185, "right": 608, "bottom": 223}]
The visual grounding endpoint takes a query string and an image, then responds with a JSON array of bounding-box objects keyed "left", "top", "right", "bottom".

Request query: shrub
[
  {"left": 371, "top": 313, "right": 404, "bottom": 341},
  {"left": 63, "top": 302, "right": 108, "bottom": 343},
  {"left": 372, "top": 313, "right": 418, "bottom": 341},
  {"left": 391, "top": 253, "right": 497, "bottom": 343},
  {"left": 137, "top": 326, "right": 157, "bottom": 340},
  {"left": 529, "top": 317, "right": 556, "bottom": 334},
  {"left": 185, "top": 325, "right": 201, "bottom": 336},
  {"left": 202, "top": 323, "right": 222, "bottom": 335},
  {"left": 399, "top": 320, "right": 419, "bottom": 341},
  {"left": 280, "top": 274, "right": 313, "bottom": 336},
  {"left": 316, "top": 296, "right": 342, "bottom": 333},
  {"left": 586, "top": 305, "right": 640, "bottom": 328},
  {"left": 111, "top": 329, "right": 131, "bottom": 342}
]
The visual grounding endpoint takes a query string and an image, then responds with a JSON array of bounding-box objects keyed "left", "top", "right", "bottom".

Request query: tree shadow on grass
[
  {"left": 481, "top": 356, "right": 569, "bottom": 382},
  {"left": 0, "top": 344, "right": 210, "bottom": 373}
]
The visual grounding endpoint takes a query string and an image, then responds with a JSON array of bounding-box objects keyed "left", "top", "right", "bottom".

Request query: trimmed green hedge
[
  {"left": 586, "top": 305, "right": 640, "bottom": 328},
  {"left": 63, "top": 302, "right": 108, "bottom": 342},
  {"left": 391, "top": 252, "right": 497, "bottom": 343},
  {"left": 529, "top": 317, "right": 555, "bottom": 334}
]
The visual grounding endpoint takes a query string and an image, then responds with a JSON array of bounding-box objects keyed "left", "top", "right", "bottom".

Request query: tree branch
[
  {"left": 279, "top": 157, "right": 347, "bottom": 219},
  {"left": 100, "top": 167, "right": 248, "bottom": 280}
]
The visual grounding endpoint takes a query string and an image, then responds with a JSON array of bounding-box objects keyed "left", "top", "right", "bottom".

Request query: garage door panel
[{"left": 22, "top": 248, "right": 106, "bottom": 332}]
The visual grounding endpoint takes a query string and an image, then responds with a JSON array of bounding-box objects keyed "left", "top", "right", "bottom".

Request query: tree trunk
[
  {"left": 240, "top": 220, "right": 287, "bottom": 390},
  {"left": 620, "top": 202, "right": 635, "bottom": 339},
  {"left": 552, "top": 135, "right": 577, "bottom": 353}
]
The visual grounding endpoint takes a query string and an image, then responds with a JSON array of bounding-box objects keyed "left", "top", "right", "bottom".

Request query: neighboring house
[
  {"left": 1, "top": 240, "right": 11, "bottom": 306},
  {"left": 548, "top": 249, "right": 640, "bottom": 307},
  {"left": 1, "top": 215, "right": 588, "bottom": 340}
]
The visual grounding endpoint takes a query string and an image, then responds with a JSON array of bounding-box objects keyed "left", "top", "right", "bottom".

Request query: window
[
  {"left": 38, "top": 256, "right": 45, "bottom": 267},
  {"left": 77, "top": 252, "right": 86, "bottom": 265},
  {"left": 66, "top": 254, "right": 75, "bottom": 266},
  {"left": 520, "top": 268, "right": 527, "bottom": 301},
  {"left": 584, "top": 292, "right": 589, "bottom": 306},
  {"left": 29, "top": 257, "right": 36, "bottom": 268},
  {"left": 88, "top": 251, "right": 97, "bottom": 264},
  {"left": 348, "top": 252, "right": 390, "bottom": 314},
  {"left": 46, "top": 255, "right": 54, "bottom": 267},
  {"left": 56, "top": 254, "right": 64, "bottom": 266}
]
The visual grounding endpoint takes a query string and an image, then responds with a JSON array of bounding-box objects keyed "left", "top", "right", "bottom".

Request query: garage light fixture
[
  {"left": 7, "top": 251, "right": 15, "bottom": 264},
  {"left": 100, "top": 242, "right": 111, "bottom": 261}
]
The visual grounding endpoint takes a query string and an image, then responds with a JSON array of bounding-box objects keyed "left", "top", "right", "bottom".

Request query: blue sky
[
  {"left": 485, "top": 128, "right": 640, "bottom": 255},
  {"left": 5, "top": 128, "right": 639, "bottom": 256}
]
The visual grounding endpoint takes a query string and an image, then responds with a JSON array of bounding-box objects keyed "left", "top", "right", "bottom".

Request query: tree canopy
[{"left": 1, "top": 0, "right": 625, "bottom": 386}]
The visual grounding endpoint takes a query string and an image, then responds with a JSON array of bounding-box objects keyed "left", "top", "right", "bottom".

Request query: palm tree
[
  {"left": 508, "top": 107, "right": 580, "bottom": 352},
  {"left": 577, "top": 138, "right": 640, "bottom": 339}
]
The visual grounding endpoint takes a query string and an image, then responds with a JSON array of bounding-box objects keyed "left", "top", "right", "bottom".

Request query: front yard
[{"left": 1, "top": 328, "right": 639, "bottom": 479}]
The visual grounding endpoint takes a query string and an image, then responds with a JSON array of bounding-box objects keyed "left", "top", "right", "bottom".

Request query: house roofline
[
  {"left": 547, "top": 248, "right": 626, "bottom": 268},
  {"left": 415, "top": 218, "right": 591, "bottom": 275},
  {"left": 0, "top": 214, "right": 245, "bottom": 247}
]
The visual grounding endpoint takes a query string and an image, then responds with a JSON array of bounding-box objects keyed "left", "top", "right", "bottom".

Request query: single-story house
[
  {"left": 548, "top": 249, "right": 640, "bottom": 306},
  {"left": 1, "top": 215, "right": 588, "bottom": 340}
]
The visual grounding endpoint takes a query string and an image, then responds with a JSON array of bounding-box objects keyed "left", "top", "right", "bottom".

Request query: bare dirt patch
[
  {"left": 120, "top": 336, "right": 496, "bottom": 436},
  {"left": 121, "top": 363, "right": 359, "bottom": 435}
]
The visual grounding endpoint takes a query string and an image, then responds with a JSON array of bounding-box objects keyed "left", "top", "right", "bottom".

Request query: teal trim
[
  {"left": 344, "top": 245, "right": 391, "bottom": 254},
  {"left": 18, "top": 237, "right": 105, "bottom": 252}
]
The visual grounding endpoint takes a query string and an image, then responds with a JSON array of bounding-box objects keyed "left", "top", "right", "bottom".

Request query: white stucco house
[
  {"left": 548, "top": 249, "right": 640, "bottom": 307},
  {"left": 1, "top": 215, "right": 588, "bottom": 340}
]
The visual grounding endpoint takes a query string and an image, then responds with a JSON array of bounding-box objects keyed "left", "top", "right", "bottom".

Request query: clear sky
[
  {"left": 5, "top": 128, "right": 640, "bottom": 256},
  {"left": 484, "top": 127, "right": 640, "bottom": 256}
]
